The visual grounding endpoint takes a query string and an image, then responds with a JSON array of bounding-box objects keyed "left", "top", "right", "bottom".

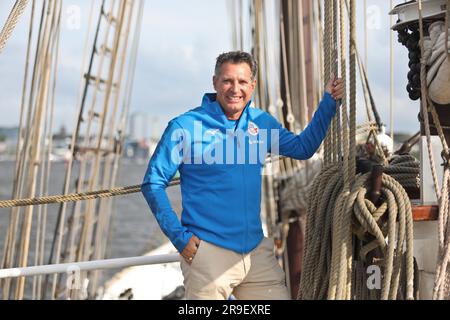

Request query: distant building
[
  {"left": 129, "top": 112, "right": 153, "bottom": 141},
  {"left": 0, "top": 127, "right": 19, "bottom": 156},
  {"left": 0, "top": 126, "right": 18, "bottom": 141}
]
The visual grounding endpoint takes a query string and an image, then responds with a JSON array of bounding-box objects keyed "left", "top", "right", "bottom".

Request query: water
[{"left": 0, "top": 160, "right": 182, "bottom": 298}]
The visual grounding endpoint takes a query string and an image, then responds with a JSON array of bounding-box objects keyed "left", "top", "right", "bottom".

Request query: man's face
[{"left": 213, "top": 62, "right": 256, "bottom": 120}]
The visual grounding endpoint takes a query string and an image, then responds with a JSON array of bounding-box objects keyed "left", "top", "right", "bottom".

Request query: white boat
[{"left": 101, "top": 242, "right": 184, "bottom": 300}]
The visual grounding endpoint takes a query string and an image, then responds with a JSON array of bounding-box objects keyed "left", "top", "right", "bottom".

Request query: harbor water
[{"left": 0, "top": 160, "right": 181, "bottom": 298}]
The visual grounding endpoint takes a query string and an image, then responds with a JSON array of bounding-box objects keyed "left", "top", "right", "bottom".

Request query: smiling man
[{"left": 142, "top": 51, "right": 344, "bottom": 300}]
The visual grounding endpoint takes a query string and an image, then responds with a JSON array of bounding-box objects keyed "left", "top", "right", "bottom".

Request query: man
[{"left": 142, "top": 51, "right": 344, "bottom": 300}]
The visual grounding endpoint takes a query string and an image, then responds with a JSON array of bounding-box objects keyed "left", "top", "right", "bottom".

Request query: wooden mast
[{"left": 279, "top": 0, "right": 317, "bottom": 299}]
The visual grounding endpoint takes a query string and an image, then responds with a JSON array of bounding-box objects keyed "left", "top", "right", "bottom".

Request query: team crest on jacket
[{"left": 248, "top": 121, "right": 259, "bottom": 136}]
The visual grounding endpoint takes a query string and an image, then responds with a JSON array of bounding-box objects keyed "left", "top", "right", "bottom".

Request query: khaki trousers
[{"left": 180, "top": 237, "right": 290, "bottom": 300}]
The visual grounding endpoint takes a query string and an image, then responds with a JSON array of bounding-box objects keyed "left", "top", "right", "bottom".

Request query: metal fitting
[{"left": 441, "top": 150, "right": 450, "bottom": 168}]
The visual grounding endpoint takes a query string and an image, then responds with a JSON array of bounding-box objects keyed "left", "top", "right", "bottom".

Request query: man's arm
[
  {"left": 141, "top": 120, "right": 193, "bottom": 253},
  {"left": 269, "top": 75, "right": 344, "bottom": 160},
  {"left": 269, "top": 92, "right": 337, "bottom": 160}
]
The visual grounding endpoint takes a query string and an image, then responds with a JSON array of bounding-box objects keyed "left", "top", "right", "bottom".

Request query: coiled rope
[
  {"left": 0, "top": 0, "right": 29, "bottom": 54},
  {"left": 385, "top": 154, "right": 420, "bottom": 189},
  {"left": 299, "top": 167, "right": 415, "bottom": 300}
]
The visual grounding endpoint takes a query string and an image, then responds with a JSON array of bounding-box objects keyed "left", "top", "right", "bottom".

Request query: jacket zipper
[{"left": 235, "top": 128, "right": 247, "bottom": 252}]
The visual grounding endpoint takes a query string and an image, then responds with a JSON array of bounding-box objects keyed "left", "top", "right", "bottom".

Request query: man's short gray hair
[{"left": 214, "top": 51, "right": 258, "bottom": 80}]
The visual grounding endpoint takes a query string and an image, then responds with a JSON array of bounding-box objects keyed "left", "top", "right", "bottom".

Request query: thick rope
[
  {"left": 323, "top": 0, "right": 333, "bottom": 164},
  {"left": 0, "top": 180, "right": 180, "bottom": 209},
  {"left": 0, "top": 153, "right": 286, "bottom": 211},
  {"left": 418, "top": 0, "right": 442, "bottom": 200},
  {"left": 333, "top": 0, "right": 342, "bottom": 163},
  {"left": 0, "top": 0, "right": 29, "bottom": 54},
  {"left": 339, "top": 0, "right": 349, "bottom": 190},
  {"left": 349, "top": 0, "right": 356, "bottom": 187}
]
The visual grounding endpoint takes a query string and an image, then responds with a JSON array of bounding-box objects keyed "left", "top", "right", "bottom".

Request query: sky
[{"left": 0, "top": 0, "right": 419, "bottom": 136}]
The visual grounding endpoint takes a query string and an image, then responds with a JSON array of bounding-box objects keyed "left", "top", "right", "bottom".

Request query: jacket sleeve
[
  {"left": 269, "top": 92, "right": 337, "bottom": 160},
  {"left": 141, "top": 120, "right": 193, "bottom": 253}
]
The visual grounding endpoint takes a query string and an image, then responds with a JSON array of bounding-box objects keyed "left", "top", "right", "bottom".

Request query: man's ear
[
  {"left": 251, "top": 78, "right": 257, "bottom": 90},
  {"left": 212, "top": 76, "right": 217, "bottom": 90}
]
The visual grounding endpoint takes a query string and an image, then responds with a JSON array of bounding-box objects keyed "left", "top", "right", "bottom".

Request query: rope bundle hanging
[
  {"left": 422, "top": 20, "right": 450, "bottom": 106},
  {"left": 298, "top": 0, "right": 417, "bottom": 300},
  {"left": 417, "top": 0, "right": 450, "bottom": 300}
]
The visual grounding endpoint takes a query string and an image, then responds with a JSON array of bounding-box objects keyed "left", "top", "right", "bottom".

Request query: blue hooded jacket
[{"left": 142, "top": 92, "right": 337, "bottom": 254}]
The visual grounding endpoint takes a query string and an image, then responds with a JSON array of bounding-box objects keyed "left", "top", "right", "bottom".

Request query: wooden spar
[
  {"left": 280, "top": 0, "right": 316, "bottom": 299},
  {"left": 368, "top": 165, "right": 383, "bottom": 206}
]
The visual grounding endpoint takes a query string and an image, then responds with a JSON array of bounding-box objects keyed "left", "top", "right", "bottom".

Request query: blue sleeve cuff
[
  {"left": 321, "top": 92, "right": 337, "bottom": 117},
  {"left": 174, "top": 231, "right": 194, "bottom": 253}
]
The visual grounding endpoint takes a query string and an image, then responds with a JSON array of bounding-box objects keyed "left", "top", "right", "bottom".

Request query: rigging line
[
  {"left": 279, "top": 6, "right": 295, "bottom": 133},
  {"left": 0, "top": 0, "right": 30, "bottom": 54},
  {"left": 33, "top": 8, "right": 56, "bottom": 297},
  {"left": 278, "top": 2, "right": 295, "bottom": 174},
  {"left": 390, "top": 0, "right": 395, "bottom": 142},
  {"left": 46, "top": 0, "right": 112, "bottom": 300},
  {"left": 297, "top": 0, "right": 308, "bottom": 131},
  {"left": 417, "top": 4, "right": 450, "bottom": 301},
  {"left": 261, "top": 1, "right": 282, "bottom": 239},
  {"left": 307, "top": 0, "right": 317, "bottom": 112},
  {"left": 287, "top": 0, "right": 297, "bottom": 127},
  {"left": 240, "top": 0, "right": 245, "bottom": 50},
  {"left": 253, "top": 0, "right": 264, "bottom": 112},
  {"left": 35, "top": 0, "right": 62, "bottom": 300},
  {"left": 73, "top": 4, "right": 133, "bottom": 298},
  {"left": 1, "top": 0, "right": 35, "bottom": 274},
  {"left": 10, "top": 0, "right": 51, "bottom": 300},
  {"left": 364, "top": 0, "right": 368, "bottom": 75},
  {"left": 317, "top": 0, "right": 324, "bottom": 101},
  {"left": 16, "top": 0, "right": 61, "bottom": 300},
  {"left": 41, "top": 2, "right": 96, "bottom": 300},
  {"left": 67, "top": 1, "right": 120, "bottom": 268},
  {"left": 323, "top": 0, "right": 333, "bottom": 164},
  {"left": 2, "top": 0, "right": 47, "bottom": 301},
  {"left": 339, "top": 0, "right": 349, "bottom": 190},
  {"left": 333, "top": 0, "right": 341, "bottom": 162},
  {"left": 103, "top": 0, "right": 145, "bottom": 279},
  {"left": 417, "top": 0, "right": 441, "bottom": 201},
  {"left": 65, "top": 0, "right": 124, "bottom": 297},
  {"left": 226, "top": 0, "right": 237, "bottom": 50},
  {"left": 89, "top": 0, "right": 136, "bottom": 297},
  {"left": 446, "top": 0, "right": 449, "bottom": 59},
  {"left": 349, "top": 0, "right": 357, "bottom": 187},
  {"left": 270, "top": 0, "right": 286, "bottom": 126},
  {"left": 72, "top": 0, "right": 106, "bottom": 158},
  {"left": 355, "top": 45, "right": 383, "bottom": 129},
  {"left": 79, "top": 0, "right": 129, "bottom": 263},
  {"left": 355, "top": 49, "right": 375, "bottom": 126},
  {"left": 342, "top": 0, "right": 382, "bottom": 130},
  {"left": 261, "top": 0, "right": 276, "bottom": 116}
]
